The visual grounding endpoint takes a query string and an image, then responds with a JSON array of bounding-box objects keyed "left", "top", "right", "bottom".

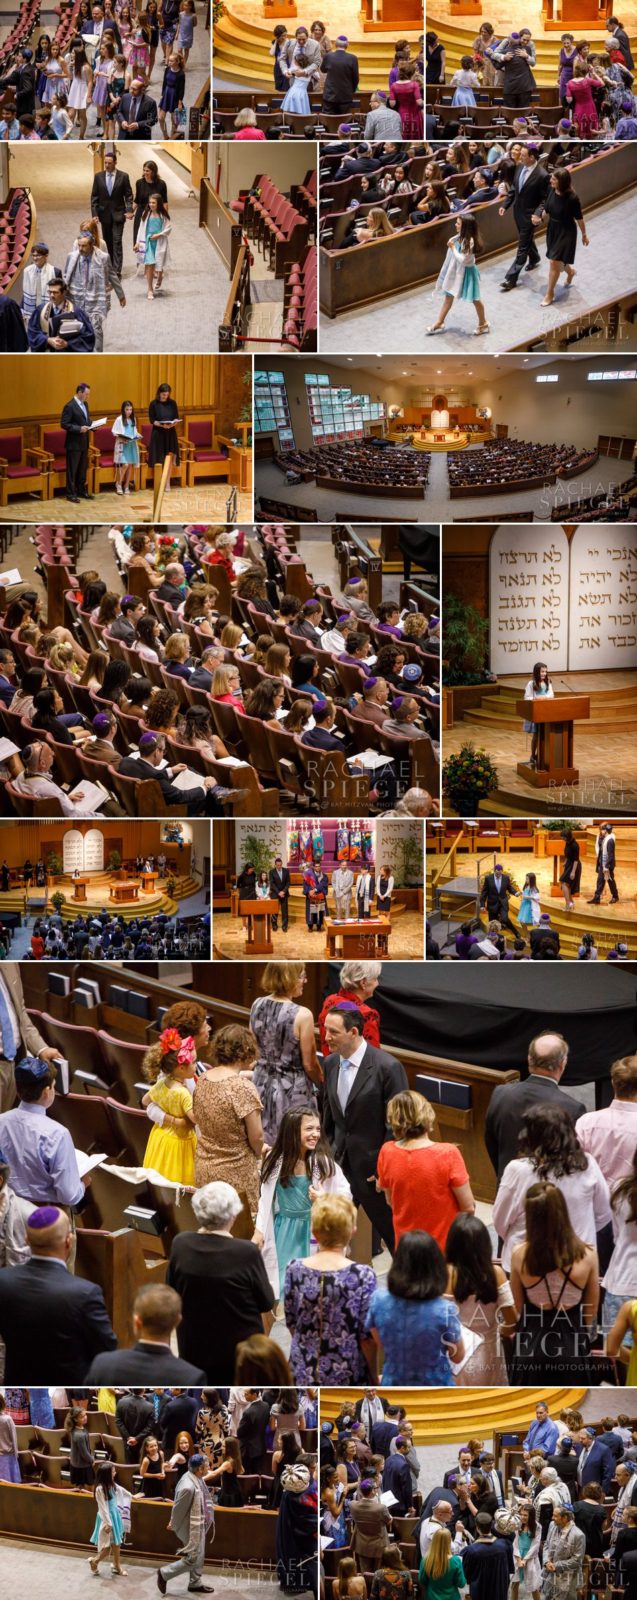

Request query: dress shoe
[
  {"left": 586, "top": 898, "right": 600, "bottom": 904},
  {"left": 157, "top": 1573, "right": 167, "bottom": 1595},
  {"left": 188, "top": 1585, "right": 214, "bottom": 1593},
  {"left": 80, "top": 491, "right": 94, "bottom": 499},
  {"left": 500, "top": 280, "right": 517, "bottom": 291},
  {"left": 67, "top": 494, "right": 80, "bottom": 503},
  {"left": 525, "top": 260, "right": 540, "bottom": 271}
]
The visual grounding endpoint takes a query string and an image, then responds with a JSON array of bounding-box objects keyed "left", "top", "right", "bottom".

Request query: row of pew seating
[
  {"left": 0, "top": 188, "right": 33, "bottom": 294},
  {"left": 283, "top": 247, "right": 317, "bottom": 350},
  {"left": 0, "top": 0, "right": 39, "bottom": 68}
]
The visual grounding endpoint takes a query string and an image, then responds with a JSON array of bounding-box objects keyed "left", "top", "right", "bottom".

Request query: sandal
[
  {"left": 541, "top": 297, "right": 554, "bottom": 306},
  {"left": 473, "top": 323, "right": 490, "bottom": 335},
  {"left": 426, "top": 325, "right": 444, "bottom": 335}
]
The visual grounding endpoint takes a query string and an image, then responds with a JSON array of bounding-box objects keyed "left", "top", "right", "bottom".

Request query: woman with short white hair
[
  {"left": 167, "top": 1181, "right": 275, "bottom": 1382},
  {"left": 317, "top": 960, "right": 382, "bottom": 1052}
]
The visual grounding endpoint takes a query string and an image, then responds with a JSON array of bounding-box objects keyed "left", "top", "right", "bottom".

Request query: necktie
[
  {"left": 106, "top": 174, "right": 114, "bottom": 195},
  {"left": 338, "top": 1057, "right": 353, "bottom": 1112},
  {"left": 519, "top": 167, "right": 529, "bottom": 189},
  {"left": 0, "top": 981, "right": 18, "bottom": 1060}
]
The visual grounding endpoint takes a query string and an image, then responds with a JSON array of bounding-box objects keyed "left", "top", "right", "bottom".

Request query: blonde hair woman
[
  {"left": 420, "top": 1527, "right": 465, "bottom": 1600},
  {"left": 249, "top": 963, "right": 322, "bottom": 1144},
  {"left": 284, "top": 1194, "right": 377, "bottom": 1385},
  {"left": 376, "top": 1089, "right": 475, "bottom": 1248}
]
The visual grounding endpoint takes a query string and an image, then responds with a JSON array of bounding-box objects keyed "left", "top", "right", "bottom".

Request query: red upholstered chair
[
  {"left": 89, "top": 425, "right": 119, "bottom": 494},
  {"left": 185, "top": 418, "right": 230, "bottom": 487},
  {"left": 38, "top": 427, "right": 69, "bottom": 497},
  {"left": 0, "top": 430, "right": 49, "bottom": 506}
]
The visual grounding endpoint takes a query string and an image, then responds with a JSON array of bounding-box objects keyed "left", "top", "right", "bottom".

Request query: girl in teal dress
[
  {"left": 112, "top": 399, "right": 142, "bottom": 496},
  {"left": 138, "top": 193, "right": 172, "bottom": 300},
  {"left": 89, "top": 1463, "right": 127, "bottom": 1577},
  {"left": 518, "top": 871, "right": 541, "bottom": 929},
  {"left": 254, "top": 1106, "right": 351, "bottom": 1303}
]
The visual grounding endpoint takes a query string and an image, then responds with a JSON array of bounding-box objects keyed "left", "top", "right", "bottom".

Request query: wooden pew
[{"left": 0, "top": 1483, "right": 278, "bottom": 1563}]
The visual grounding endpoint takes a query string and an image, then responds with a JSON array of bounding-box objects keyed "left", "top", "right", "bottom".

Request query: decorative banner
[
  {"left": 62, "top": 828, "right": 84, "bottom": 873},
  {"left": 83, "top": 828, "right": 105, "bottom": 872},
  {"left": 489, "top": 526, "right": 570, "bottom": 676},
  {"left": 568, "top": 529, "right": 637, "bottom": 670}
]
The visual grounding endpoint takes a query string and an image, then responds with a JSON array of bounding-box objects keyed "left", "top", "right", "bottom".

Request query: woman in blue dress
[
  {"left": 281, "top": 54, "right": 316, "bottom": 115},
  {"left": 518, "top": 872, "right": 541, "bottom": 930},
  {"left": 112, "top": 399, "right": 142, "bottom": 495},
  {"left": 89, "top": 1463, "right": 127, "bottom": 1577},
  {"left": 29, "top": 1389, "right": 55, "bottom": 1428},
  {"left": 427, "top": 214, "right": 489, "bottom": 336},
  {"left": 366, "top": 1230, "right": 464, "bottom": 1385},
  {"left": 137, "top": 194, "right": 172, "bottom": 299},
  {"left": 320, "top": 1465, "right": 349, "bottom": 1549},
  {"left": 158, "top": 49, "right": 186, "bottom": 135}
]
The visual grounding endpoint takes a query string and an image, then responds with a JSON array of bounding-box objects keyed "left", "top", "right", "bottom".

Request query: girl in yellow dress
[{"left": 141, "top": 1027, "right": 197, "bottom": 1184}]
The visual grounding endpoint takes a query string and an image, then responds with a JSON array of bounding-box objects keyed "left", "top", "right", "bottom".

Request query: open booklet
[
  {"left": 169, "top": 768, "right": 204, "bottom": 793},
  {"left": 89, "top": 417, "right": 108, "bottom": 429},
  {"left": 67, "top": 779, "right": 110, "bottom": 812}
]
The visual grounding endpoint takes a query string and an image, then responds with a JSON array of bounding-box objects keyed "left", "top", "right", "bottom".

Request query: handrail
[{"left": 431, "top": 830, "right": 462, "bottom": 891}]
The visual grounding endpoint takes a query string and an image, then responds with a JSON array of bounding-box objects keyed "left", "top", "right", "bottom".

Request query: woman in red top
[
  {"left": 377, "top": 1089, "right": 475, "bottom": 1249},
  {"left": 318, "top": 959, "right": 382, "bottom": 1054},
  {"left": 202, "top": 528, "right": 236, "bottom": 584},
  {"left": 30, "top": 927, "right": 45, "bottom": 960},
  {"left": 210, "top": 664, "right": 244, "bottom": 712}
]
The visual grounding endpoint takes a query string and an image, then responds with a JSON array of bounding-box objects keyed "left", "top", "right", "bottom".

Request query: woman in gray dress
[{"left": 249, "top": 962, "right": 322, "bottom": 1144}]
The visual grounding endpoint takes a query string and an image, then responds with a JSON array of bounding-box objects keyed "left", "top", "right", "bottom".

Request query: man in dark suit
[
  {"left": 589, "top": 823, "right": 619, "bottom": 904},
  {"left": 443, "top": 1448, "right": 473, "bottom": 1491},
  {"left": 547, "top": 1439, "right": 579, "bottom": 1491},
  {"left": 118, "top": 78, "right": 157, "bottom": 139},
  {"left": 118, "top": 732, "right": 229, "bottom": 816},
  {"left": 60, "top": 380, "right": 93, "bottom": 502},
  {"left": 86, "top": 1283, "right": 206, "bottom": 1383},
  {"left": 499, "top": 146, "right": 550, "bottom": 290},
  {"left": 596, "top": 1421, "right": 626, "bottom": 1463},
  {"left": 189, "top": 645, "right": 224, "bottom": 690},
  {"left": 575, "top": 1428, "right": 615, "bottom": 1494},
  {"left": 478, "top": 1453, "right": 505, "bottom": 1507},
  {"left": 608, "top": 16, "right": 634, "bottom": 69},
  {"left": 156, "top": 564, "right": 187, "bottom": 608},
  {"left": 301, "top": 704, "right": 398, "bottom": 807},
  {"left": 371, "top": 1407, "right": 401, "bottom": 1457},
  {"left": 322, "top": 1002, "right": 407, "bottom": 1250},
  {"left": 115, "top": 1390, "right": 155, "bottom": 1462},
  {"left": 0, "top": 46, "right": 36, "bottom": 119},
  {"left": 237, "top": 1390, "right": 271, "bottom": 1473},
  {"left": 382, "top": 1438, "right": 414, "bottom": 1515},
  {"left": 484, "top": 1031, "right": 587, "bottom": 1182},
  {"left": 269, "top": 856, "right": 290, "bottom": 932},
  {"left": 529, "top": 915, "right": 561, "bottom": 958},
  {"left": 0, "top": 1206, "right": 116, "bottom": 1381},
  {"left": 354, "top": 1390, "right": 388, "bottom": 1439},
  {"left": 480, "top": 863, "right": 518, "bottom": 933},
  {"left": 90, "top": 149, "right": 134, "bottom": 274},
  {"left": 321, "top": 36, "right": 359, "bottom": 115},
  {"left": 110, "top": 595, "right": 145, "bottom": 643}
]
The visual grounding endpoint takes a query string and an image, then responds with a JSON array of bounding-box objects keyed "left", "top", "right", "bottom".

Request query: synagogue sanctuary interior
[
  {"left": 0, "top": 354, "right": 252, "bottom": 524},
  {"left": 0, "top": 520, "right": 441, "bottom": 820},
  {"left": 3, "top": 957, "right": 636, "bottom": 1390},
  {"left": 318, "top": 140, "right": 637, "bottom": 357},
  {"left": 441, "top": 523, "right": 637, "bottom": 817},
  {"left": 211, "top": 816, "right": 425, "bottom": 960},
  {"left": 253, "top": 357, "right": 637, "bottom": 525},
  {"left": 0, "top": 818, "right": 211, "bottom": 961},
  {"left": 319, "top": 1383, "right": 637, "bottom": 1590},
  {"left": 427, "top": 817, "right": 637, "bottom": 962},
  {"left": 0, "top": 141, "right": 293, "bottom": 357},
  {"left": 0, "top": 1384, "right": 316, "bottom": 1600}
]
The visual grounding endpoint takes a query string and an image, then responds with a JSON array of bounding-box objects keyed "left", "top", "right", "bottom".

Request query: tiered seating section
[
  {"left": 276, "top": 442, "right": 431, "bottom": 499},
  {"left": 283, "top": 247, "right": 317, "bottom": 351},
  {"left": 447, "top": 439, "right": 598, "bottom": 498},
  {"left": 0, "top": 189, "right": 34, "bottom": 296},
  {"left": 550, "top": 472, "right": 637, "bottom": 522},
  {"left": 243, "top": 174, "right": 312, "bottom": 279},
  {"left": 0, "top": 0, "right": 39, "bottom": 69}
]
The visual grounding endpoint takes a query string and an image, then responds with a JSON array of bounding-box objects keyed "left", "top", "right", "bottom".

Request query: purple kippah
[
  {"left": 347, "top": 577, "right": 362, "bottom": 587},
  {"left": 337, "top": 34, "right": 348, "bottom": 43},
  {"left": 337, "top": 613, "right": 351, "bottom": 622},
  {"left": 391, "top": 695, "right": 404, "bottom": 710},
  {"left": 139, "top": 733, "right": 157, "bottom": 751},
  {"left": 28, "top": 1206, "right": 61, "bottom": 1229},
  {"left": 364, "top": 676, "right": 379, "bottom": 688},
  {"left": 304, "top": 599, "right": 320, "bottom": 610},
  {"left": 92, "top": 714, "right": 111, "bottom": 732},
  {"left": 334, "top": 1000, "right": 362, "bottom": 1012}
]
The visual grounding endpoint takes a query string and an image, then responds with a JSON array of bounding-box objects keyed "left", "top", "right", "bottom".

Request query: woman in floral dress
[{"left": 284, "top": 1194, "right": 376, "bottom": 1384}]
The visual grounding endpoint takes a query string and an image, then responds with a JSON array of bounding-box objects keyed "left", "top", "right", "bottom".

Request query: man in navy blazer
[
  {"left": 575, "top": 1427, "right": 615, "bottom": 1493},
  {"left": 0, "top": 1206, "right": 116, "bottom": 1382},
  {"left": 321, "top": 1002, "right": 407, "bottom": 1250},
  {"left": 382, "top": 1438, "right": 415, "bottom": 1515}
]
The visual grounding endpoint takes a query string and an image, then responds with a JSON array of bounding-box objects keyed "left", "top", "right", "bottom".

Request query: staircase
[
  {"left": 320, "top": 1386, "right": 587, "bottom": 1441},
  {"left": 214, "top": 10, "right": 421, "bottom": 91},
  {"left": 460, "top": 682, "right": 637, "bottom": 736}
]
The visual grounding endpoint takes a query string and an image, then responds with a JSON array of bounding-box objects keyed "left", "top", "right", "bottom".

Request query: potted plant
[
  {"left": 442, "top": 593, "right": 490, "bottom": 686},
  {"left": 46, "top": 850, "right": 63, "bottom": 878},
  {"left": 443, "top": 743, "right": 499, "bottom": 818},
  {"left": 166, "top": 875, "right": 177, "bottom": 898},
  {"left": 241, "top": 835, "right": 275, "bottom": 879},
  {"left": 50, "top": 890, "right": 65, "bottom": 913},
  {"left": 107, "top": 849, "right": 122, "bottom": 872},
  {"left": 393, "top": 833, "right": 424, "bottom": 887}
]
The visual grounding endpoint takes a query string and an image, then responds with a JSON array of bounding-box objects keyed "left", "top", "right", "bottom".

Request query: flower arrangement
[
  {"left": 155, "top": 533, "right": 182, "bottom": 571},
  {"left": 443, "top": 743, "right": 499, "bottom": 817}
]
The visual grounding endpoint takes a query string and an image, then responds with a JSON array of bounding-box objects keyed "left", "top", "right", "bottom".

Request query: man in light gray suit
[
  {"left": 157, "top": 1454, "right": 215, "bottom": 1594},
  {"left": 0, "top": 963, "right": 63, "bottom": 1113}
]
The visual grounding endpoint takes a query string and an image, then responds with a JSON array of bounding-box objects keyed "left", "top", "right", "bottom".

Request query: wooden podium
[
  {"left": 239, "top": 898, "right": 278, "bottom": 956},
  {"left": 72, "top": 876, "right": 90, "bottom": 901},
  {"left": 359, "top": 0, "right": 422, "bottom": 28},
  {"left": 516, "top": 695, "right": 590, "bottom": 787},
  {"left": 325, "top": 916, "right": 391, "bottom": 957}
]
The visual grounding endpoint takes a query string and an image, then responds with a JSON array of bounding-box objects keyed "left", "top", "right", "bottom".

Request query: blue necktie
[
  {"left": 338, "top": 1057, "right": 354, "bottom": 1112},
  {"left": 0, "top": 981, "right": 18, "bottom": 1060}
]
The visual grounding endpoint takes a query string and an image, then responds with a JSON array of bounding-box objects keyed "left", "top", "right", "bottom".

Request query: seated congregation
[
  {"left": 0, "top": 521, "right": 440, "bottom": 819},
  {"left": 319, "top": 1391, "right": 637, "bottom": 1600},
  {"left": 0, "top": 958, "right": 636, "bottom": 1390},
  {"left": 0, "top": 1383, "right": 317, "bottom": 1595}
]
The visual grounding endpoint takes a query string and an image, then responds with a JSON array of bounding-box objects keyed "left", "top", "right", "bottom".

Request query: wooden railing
[{"left": 219, "top": 244, "right": 251, "bottom": 353}]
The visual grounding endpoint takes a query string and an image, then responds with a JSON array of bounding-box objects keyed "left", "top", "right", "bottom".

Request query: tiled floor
[{"left": 0, "top": 1543, "right": 305, "bottom": 1600}]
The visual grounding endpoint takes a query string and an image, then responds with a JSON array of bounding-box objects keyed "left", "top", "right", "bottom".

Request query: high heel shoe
[
  {"left": 426, "top": 325, "right": 443, "bottom": 335},
  {"left": 541, "top": 297, "right": 554, "bottom": 307}
]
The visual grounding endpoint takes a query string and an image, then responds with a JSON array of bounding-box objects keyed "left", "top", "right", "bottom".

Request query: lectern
[
  {"left": 72, "top": 876, "right": 90, "bottom": 901},
  {"left": 515, "top": 695, "right": 590, "bottom": 787},
  {"left": 239, "top": 898, "right": 278, "bottom": 956}
]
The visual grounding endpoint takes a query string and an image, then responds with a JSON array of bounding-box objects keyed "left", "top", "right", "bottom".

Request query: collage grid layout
[{"left": 0, "top": 0, "right": 636, "bottom": 1594}]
